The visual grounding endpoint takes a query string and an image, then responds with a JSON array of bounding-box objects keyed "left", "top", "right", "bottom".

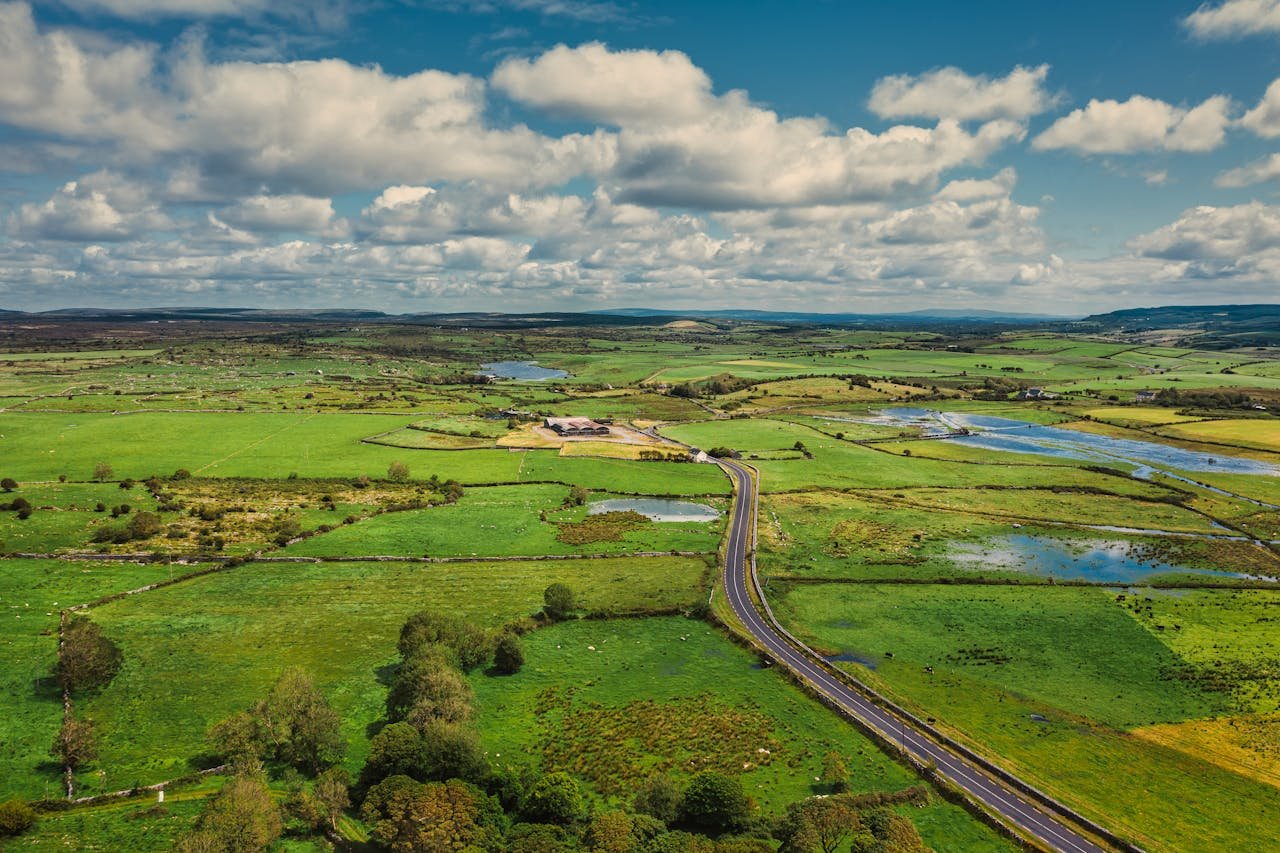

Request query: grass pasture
[
  {"left": 76, "top": 555, "right": 710, "bottom": 795},
  {"left": 0, "top": 558, "right": 202, "bottom": 800},
  {"left": 1156, "top": 418, "right": 1280, "bottom": 453},
  {"left": 775, "top": 583, "right": 1280, "bottom": 851},
  {"left": 471, "top": 617, "right": 1012, "bottom": 850},
  {"left": 284, "top": 484, "right": 723, "bottom": 558}
]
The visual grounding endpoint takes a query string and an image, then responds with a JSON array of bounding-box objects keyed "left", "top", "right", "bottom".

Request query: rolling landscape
[{"left": 0, "top": 310, "right": 1276, "bottom": 851}]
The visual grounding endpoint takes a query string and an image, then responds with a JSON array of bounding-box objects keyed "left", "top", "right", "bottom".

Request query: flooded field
[
  {"left": 479, "top": 360, "right": 569, "bottom": 380},
  {"left": 868, "top": 408, "right": 1279, "bottom": 478},
  {"left": 950, "top": 534, "right": 1276, "bottom": 583},
  {"left": 588, "top": 497, "right": 721, "bottom": 522}
]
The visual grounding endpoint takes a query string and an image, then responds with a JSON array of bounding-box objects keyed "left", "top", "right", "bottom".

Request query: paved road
[{"left": 716, "top": 458, "right": 1112, "bottom": 853}]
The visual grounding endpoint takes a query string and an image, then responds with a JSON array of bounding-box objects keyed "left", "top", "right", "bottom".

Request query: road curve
[{"left": 716, "top": 458, "right": 1113, "bottom": 853}]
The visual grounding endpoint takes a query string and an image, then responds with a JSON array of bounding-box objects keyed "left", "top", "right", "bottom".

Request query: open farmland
[{"left": 1, "top": 316, "right": 1277, "bottom": 851}]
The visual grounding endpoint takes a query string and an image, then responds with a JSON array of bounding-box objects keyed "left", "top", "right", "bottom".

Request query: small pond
[
  {"left": 950, "top": 534, "right": 1275, "bottom": 583},
  {"left": 479, "top": 360, "right": 569, "bottom": 381},
  {"left": 588, "top": 498, "right": 721, "bottom": 523}
]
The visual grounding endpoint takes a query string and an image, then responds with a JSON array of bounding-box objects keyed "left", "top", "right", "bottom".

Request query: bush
[
  {"left": 93, "top": 462, "right": 114, "bottom": 482},
  {"left": 0, "top": 478, "right": 16, "bottom": 492},
  {"left": 677, "top": 772, "right": 751, "bottom": 833},
  {"left": 56, "top": 617, "right": 122, "bottom": 693},
  {"left": 387, "top": 460, "right": 410, "bottom": 483},
  {"left": 542, "top": 583, "right": 576, "bottom": 622},
  {"left": 398, "top": 611, "right": 492, "bottom": 672},
  {"left": 493, "top": 633, "right": 525, "bottom": 675},
  {"left": 521, "top": 771, "right": 586, "bottom": 825},
  {"left": 0, "top": 799, "right": 36, "bottom": 837}
]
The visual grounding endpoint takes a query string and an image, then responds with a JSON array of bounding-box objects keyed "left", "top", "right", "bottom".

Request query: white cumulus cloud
[
  {"left": 1240, "top": 78, "right": 1280, "bottom": 137},
  {"left": 1033, "top": 94, "right": 1233, "bottom": 154},
  {"left": 868, "top": 65, "right": 1056, "bottom": 121},
  {"left": 1183, "top": 0, "right": 1280, "bottom": 39}
]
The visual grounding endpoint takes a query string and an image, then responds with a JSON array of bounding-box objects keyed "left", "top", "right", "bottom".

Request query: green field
[
  {"left": 471, "top": 617, "right": 1012, "bottom": 850},
  {"left": 74, "top": 555, "right": 710, "bottom": 796},
  {"left": 4, "top": 322, "right": 1279, "bottom": 851},
  {"left": 284, "top": 484, "right": 724, "bottom": 558},
  {"left": 775, "top": 583, "right": 1280, "bottom": 852}
]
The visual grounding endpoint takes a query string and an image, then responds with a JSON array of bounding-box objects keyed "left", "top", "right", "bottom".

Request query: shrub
[
  {"left": 542, "top": 583, "right": 576, "bottom": 622},
  {"left": 56, "top": 617, "right": 122, "bottom": 693},
  {"left": 677, "top": 772, "right": 751, "bottom": 833},
  {"left": 0, "top": 478, "right": 16, "bottom": 492},
  {"left": 93, "top": 462, "right": 114, "bottom": 482},
  {"left": 387, "top": 460, "right": 410, "bottom": 483},
  {"left": 493, "top": 633, "right": 525, "bottom": 675},
  {"left": 521, "top": 772, "right": 586, "bottom": 825},
  {"left": 0, "top": 799, "right": 36, "bottom": 837}
]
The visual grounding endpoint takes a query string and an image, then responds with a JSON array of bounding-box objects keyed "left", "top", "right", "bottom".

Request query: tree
[
  {"left": 507, "top": 822, "right": 577, "bottom": 853},
  {"left": 398, "top": 612, "right": 491, "bottom": 672},
  {"left": 56, "top": 617, "right": 122, "bottom": 693},
  {"left": 0, "top": 478, "right": 16, "bottom": 492},
  {"left": 542, "top": 583, "right": 575, "bottom": 621},
  {"left": 387, "top": 649, "right": 475, "bottom": 725},
  {"left": 634, "top": 775, "right": 681, "bottom": 825},
  {"left": 521, "top": 771, "right": 586, "bottom": 825},
  {"left": 362, "top": 722, "right": 430, "bottom": 787},
  {"left": 387, "top": 460, "right": 410, "bottom": 483},
  {"left": 0, "top": 799, "right": 36, "bottom": 837},
  {"left": 255, "top": 668, "right": 345, "bottom": 773},
  {"left": 314, "top": 767, "right": 351, "bottom": 831},
  {"left": 187, "top": 772, "right": 282, "bottom": 853},
  {"left": 93, "top": 462, "right": 114, "bottom": 482},
  {"left": 209, "top": 710, "right": 266, "bottom": 767},
  {"left": 676, "top": 772, "right": 751, "bottom": 833},
  {"left": 362, "top": 777, "right": 505, "bottom": 853},
  {"left": 567, "top": 485, "right": 588, "bottom": 506},
  {"left": 819, "top": 751, "right": 849, "bottom": 794},
  {"left": 776, "top": 796, "right": 859, "bottom": 853},
  {"left": 418, "top": 719, "right": 490, "bottom": 784},
  {"left": 52, "top": 718, "right": 97, "bottom": 770},
  {"left": 493, "top": 633, "right": 525, "bottom": 675},
  {"left": 586, "top": 810, "right": 638, "bottom": 853}
]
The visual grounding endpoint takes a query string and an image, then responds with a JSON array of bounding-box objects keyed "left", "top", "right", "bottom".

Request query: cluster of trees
[
  {"left": 186, "top": 668, "right": 351, "bottom": 850},
  {"left": 49, "top": 617, "right": 123, "bottom": 777},
  {"left": 1152, "top": 388, "right": 1257, "bottom": 410},
  {"left": 210, "top": 668, "right": 346, "bottom": 774},
  {"left": 638, "top": 450, "right": 689, "bottom": 462}
]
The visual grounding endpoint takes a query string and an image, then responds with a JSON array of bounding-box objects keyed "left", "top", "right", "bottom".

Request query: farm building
[
  {"left": 545, "top": 417, "right": 610, "bottom": 437},
  {"left": 1135, "top": 390, "right": 1157, "bottom": 403}
]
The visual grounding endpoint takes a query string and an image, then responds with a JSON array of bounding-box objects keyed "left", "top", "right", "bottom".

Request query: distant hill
[
  {"left": 594, "top": 307, "right": 1071, "bottom": 324},
  {"left": 1074, "top": 304, "right": 1280, "bottom": 347},
  {"left": 0, "top": 305, "right": 1069, "bottom": 329}
]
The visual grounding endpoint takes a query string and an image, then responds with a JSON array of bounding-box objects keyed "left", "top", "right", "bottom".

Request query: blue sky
[{"left": 2, "top": 0, "right": 1280, "bottom": 314}]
